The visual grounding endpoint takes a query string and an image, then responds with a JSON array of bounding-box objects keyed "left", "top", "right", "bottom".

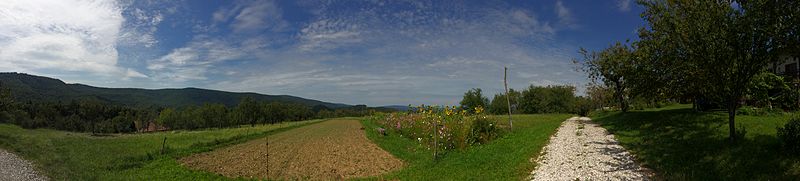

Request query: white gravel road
[
  {"left": 0, "top": 149, "right": 48, "bottom": 181},
  {"left": 530, "top": 117, "right": 652, "bottom": 181}
]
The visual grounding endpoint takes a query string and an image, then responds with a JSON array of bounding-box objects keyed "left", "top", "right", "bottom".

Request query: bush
[
  {"left": 469, "top": 116, "right": 498, "bottom": 144},
  {"left": 778, "top": 88, "right": 800, "bottom": 111},
  {"left": 737, "top": 106, "right": 758, "bottom": 116},
  {"left": 374, "top": 105, "right": 501, "bottom": 153},
  {"left": 777, "top": 117, "right": 800, "bottom": 154}
]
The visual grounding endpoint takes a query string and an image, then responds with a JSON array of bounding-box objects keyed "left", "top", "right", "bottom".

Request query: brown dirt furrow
[{"left": 180, "top": 119, "right": 403, "bottom": 180}]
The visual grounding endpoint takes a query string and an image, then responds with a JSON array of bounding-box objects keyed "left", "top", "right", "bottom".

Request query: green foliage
[
  {"left": 488, "top": 89, "right": 520, "bottom": 115},
  {"left": 469, "top": 115, "right": 498, "bottom": 144},
  {"left": 459, "top": 88, "right": 488, "bottom": 114},
  {"left": 518, "top": 85, "right": 577, "bottom": 114},
  {"left": 595, "top": 0, "right": 800, "bottom": 140},
  {"left": 778, "top": 116, "right": 800, "bottom": 154},
  {"left": 777, "top": 88, "right": 800, "bottom": 111},
  {"left": 578, "top": 42, "right": 634, "bottom": 112},
  {"left": 747, "top": 72, "right": 790, "bottom": 108},
  {"left": 574, "top": 96, "right": 591, "bottom": 116}
]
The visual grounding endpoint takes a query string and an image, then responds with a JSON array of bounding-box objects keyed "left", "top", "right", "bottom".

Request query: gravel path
[
  {"left": 530, "top": 117, "right": 652, "bottom": 181},
  {"left": 0, "top": 149, "right": 48, "bottom": 181}
]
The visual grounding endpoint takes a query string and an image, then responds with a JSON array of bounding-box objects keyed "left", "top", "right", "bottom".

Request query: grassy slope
[
  {"left": 0, "top": 120, "right": 323, "bottom": 180},
  {"left": 593, "top": 104, "right": 800, "bottom": 180},
  {"left": 359, "top": 114, "right": 572, "bottom": 180}
]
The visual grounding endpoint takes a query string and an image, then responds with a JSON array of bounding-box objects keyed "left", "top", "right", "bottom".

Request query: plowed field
[{"left": 180, "top": 119, "right": 403, "bottom": 180}]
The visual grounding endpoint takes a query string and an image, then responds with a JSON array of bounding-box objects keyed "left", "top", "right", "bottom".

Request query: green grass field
[
  {"left": 593, "top": 104, "right": 800, "bottom": 180},
  {"left": 0, "top": 120, "right": 323, "bottom": 180},
  {"left": 359, "top": 114, "right": 573, "bottom": 180}
]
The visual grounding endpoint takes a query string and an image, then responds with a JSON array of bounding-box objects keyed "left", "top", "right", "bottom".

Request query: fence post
[{"left": 505, "top": 67, "right": 513, "bottom": 130}]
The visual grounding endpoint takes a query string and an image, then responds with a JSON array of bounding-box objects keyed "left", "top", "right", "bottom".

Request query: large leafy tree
[
  {"left": 578, "top": 42, "right": 635, "bottom": 112},
  {"left": 637, "top": 0, "right": 799, "bottom": 141}
]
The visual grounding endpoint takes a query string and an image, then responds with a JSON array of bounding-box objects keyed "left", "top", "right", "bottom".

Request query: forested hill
[{"left": 0, "top": 72, "right": 349, "bottom": 108}]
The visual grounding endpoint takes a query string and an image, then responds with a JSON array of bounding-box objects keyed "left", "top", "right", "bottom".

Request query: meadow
[
  {"left": 359, "top": 114, "right": 573, "bottom": 180},
  {"left": 0, "top": 119, "right": 323, "bottom": 180},
  {"left": 593, "top": 104, "right": 800, "bottom": 180}
]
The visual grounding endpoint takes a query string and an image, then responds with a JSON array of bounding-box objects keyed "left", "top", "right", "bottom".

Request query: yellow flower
[{"left": 474, "top": 106, "right": 484, "bottom": 114}]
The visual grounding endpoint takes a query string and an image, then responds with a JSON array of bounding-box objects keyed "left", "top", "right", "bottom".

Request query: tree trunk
[
  {"left": 728, "top": 101, "right": 737, "bottom": 142},
  {"left": 617, "top": 87, "right": 627, "bottom": 113}
]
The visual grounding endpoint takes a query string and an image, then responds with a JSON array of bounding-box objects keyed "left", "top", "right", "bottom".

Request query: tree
[
  {"left": 489, "top": 89, "right": 520, "bottom": 115},
  {"left": 637, "top": 0, "right": 799, "bottom": 141},
  {"left": 157, "top": 108, "right": 177, "bottom": 129},
  {"left": 460, "top": 88, "right": 488, "bottom": 113},
  {"left": 518, "top": 85, "right": 577, "bottom": 114},
  {"left": 0, "top": 83, "right": 13, "bottom": 123},
  {"left": 233, "top": 97, "right": 259, "bottom": 127},
  {"left": 578, "top": 42, "right": 634, "bottom": 112}
]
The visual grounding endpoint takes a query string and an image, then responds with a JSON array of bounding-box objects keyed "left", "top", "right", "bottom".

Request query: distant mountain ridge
[
  {"left": 0, "top": 72, "right": 350, "bottom": 108},
  {"left": 379, "top": 105, "right": 413, "bottom": 112}
]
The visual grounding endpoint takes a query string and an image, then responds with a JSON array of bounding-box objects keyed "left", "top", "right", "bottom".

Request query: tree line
[
  {"left": 460, "top": 85, "right": 589, "bottom": 116},
  {"left": 0, "top": 85, "right": 389, "bottom": 133}
]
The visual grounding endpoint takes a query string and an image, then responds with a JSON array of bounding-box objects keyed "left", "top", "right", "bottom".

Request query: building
[{"left": 769, "top": 55, "right": 800, "bottom": 80}]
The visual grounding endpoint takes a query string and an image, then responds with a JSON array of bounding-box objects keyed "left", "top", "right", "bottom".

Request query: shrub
[
  {"left": 777, "top": 117, "right": 800, "bottom": 154},
  {"left": 737, "top": 106, "right": 757, "bottom": 116},
  {"left": 469, "top": 116, "right": 498, "bottom": 144}
]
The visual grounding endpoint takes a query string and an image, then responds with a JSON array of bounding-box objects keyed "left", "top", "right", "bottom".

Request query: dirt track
[
  {"left": 0, "top": 149, "right": 48, "bottom": 181},
  {"left": 181, "top": 119, "right": 403, "bottom": 180},
  {"left": 530, "top": 117, "right": 652, "bottom": 180}
]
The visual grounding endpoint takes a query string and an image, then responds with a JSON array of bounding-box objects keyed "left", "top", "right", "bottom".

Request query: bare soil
[{"left": 180, "top": 119, "right": 403, "bottom": 180}]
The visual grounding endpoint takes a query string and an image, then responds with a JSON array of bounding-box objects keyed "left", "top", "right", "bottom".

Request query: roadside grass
[
  {"left": 359, "top": 114, "right": 572, "bottom": 180},
  {"left": 0, "top": 119, "right": 323, "bottom": 180},
  {"left": 593, "top": 104, "right": 800, "bottom": 180}
]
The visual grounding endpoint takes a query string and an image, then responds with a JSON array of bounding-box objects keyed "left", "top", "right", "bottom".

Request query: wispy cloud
[
  {"left": 197, "top": 1, "right": 585, "bottom": 105},
  {"left": 147, "top": 37, "right": 247, "bottom": 82},
  {"left": 617, "top": 0, "right": 632, "bottom": 12},
  {"left": 3, "top": 0, "right": 599, "bottom": 106},
  {"left": 555, "top": 0, "right": 578, "bottom": 29},
  {"left": 212, "top": 0, "right": 288, "bottom": 33}
]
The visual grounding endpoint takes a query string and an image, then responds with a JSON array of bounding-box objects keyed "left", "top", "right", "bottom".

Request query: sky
[{"left": 0, "top": 0, "right": 645, "bottom": 106}]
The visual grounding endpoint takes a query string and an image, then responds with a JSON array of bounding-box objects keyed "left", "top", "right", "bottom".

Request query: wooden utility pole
[{"left": 504, "top": 67, "right": 513, "bottom": 130}]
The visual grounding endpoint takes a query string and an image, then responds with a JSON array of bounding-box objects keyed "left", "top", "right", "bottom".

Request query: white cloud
[
  {"left": 617, "top": 0, "right": 632, "bottom": 12},
  {"left": 555, "top": 0, "right": 577, "bottom": 29},
  {"left": 147, "top": 38, "right": 245, "bottom": 82},
  {"left": 298, "top": 19, "right": 362, "bottom": 51},
  {"left": 0, "top": 0, "right": 146, "bottom": 79},
  {"left": 154, "top": 1, "right": 586, "bottom": 105},
  {"left": 211, "top": 0, "right": 287, "bottom": 33}
]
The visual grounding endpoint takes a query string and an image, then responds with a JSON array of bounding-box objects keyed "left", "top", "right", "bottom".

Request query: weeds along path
[
  {"left": 0, "top": 149, "right": 48, "bottom": 181},
  {"left": 530, "top": 117, "right": 653, "bottom": 180},
  {"left": 180, "top": 119, "right": 403, "bottom": 180}
]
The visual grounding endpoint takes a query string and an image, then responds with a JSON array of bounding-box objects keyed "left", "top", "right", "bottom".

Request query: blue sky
[{"left": 0, "top": 0, "right": 644, "bottom": 106}]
